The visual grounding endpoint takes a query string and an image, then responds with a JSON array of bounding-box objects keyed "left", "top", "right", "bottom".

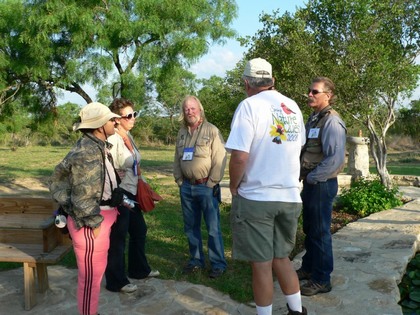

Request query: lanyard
[{"left": 187, "top": 122, "right": 204, "bottom": 149}]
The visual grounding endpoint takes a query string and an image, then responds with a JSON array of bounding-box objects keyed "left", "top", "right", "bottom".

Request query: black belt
[
  {"left": 100, "top": 200, "right": 111, "bottom": 206},
  {"left": 187, "top": 177, "right": 209, "bottom": 185}
]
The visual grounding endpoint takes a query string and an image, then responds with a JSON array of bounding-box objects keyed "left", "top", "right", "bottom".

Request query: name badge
[
  {"left": 182, "top": 147, "right": 194, "bottom": 161},
  {"left": 133, "top": 158, "right": 138, "bottom": 176},
  {"left": 308, "top": 128, "right": 320, "bottom": 139}
]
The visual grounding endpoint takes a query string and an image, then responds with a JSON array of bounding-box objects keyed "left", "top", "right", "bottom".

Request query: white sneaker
[
  {"left": 120, "top": 283, "right": 137, "bottom": 293},
  {"left": 148, "top": 270, "right": 160, "bottom": 277}
]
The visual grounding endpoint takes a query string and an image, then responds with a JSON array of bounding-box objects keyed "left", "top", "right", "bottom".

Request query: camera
[
  {"left": 55, "top": 214, "right": 67, "bottom": 228},
  {"left": 122, "top": 195, "right": 136, "bottom": 209},
  {"left": 110, "top": 187, "right": 136, "bottom": 209}
]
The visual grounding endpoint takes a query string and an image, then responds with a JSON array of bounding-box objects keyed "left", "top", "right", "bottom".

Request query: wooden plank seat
[{"left": 0, "top": 197, "right": 72, "bottom": 310}]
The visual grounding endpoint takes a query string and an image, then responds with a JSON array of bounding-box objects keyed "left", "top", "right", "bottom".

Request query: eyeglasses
[
  {"left": 308, "top": 89, "right": 328, "bottom": 95},
  {"left": 121, "top": 111, "right": 138, "bottom": 120}
]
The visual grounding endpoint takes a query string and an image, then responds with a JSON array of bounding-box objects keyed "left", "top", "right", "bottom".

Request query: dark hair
[
  {"left": 312, "top": 77, "right": 337, "bottom": 105},
  {"left": 109, "top": 98, "right": 135, "bottom": 115},
  {"left": 73, "top": 117, "right": 93, "bottom": 133}
]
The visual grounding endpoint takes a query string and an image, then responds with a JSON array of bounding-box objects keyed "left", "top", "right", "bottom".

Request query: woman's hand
[{"left": 93, "top": 226, "right": 101, "bottom": 238}]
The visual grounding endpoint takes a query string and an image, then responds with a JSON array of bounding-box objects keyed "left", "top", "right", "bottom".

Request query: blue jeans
[
  {"left": 301, "top": 178, "right": 338, "bottom": 284},
  {"left": 105, "top": 191, "right": 151, "bottom": 291},
  {"left": 180, "top": 181, "right": 227, "bottom": 270}
]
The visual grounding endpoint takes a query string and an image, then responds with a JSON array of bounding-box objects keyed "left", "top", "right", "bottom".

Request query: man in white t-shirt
[{"left": 225, "top": 58, "right": 307, "bottom": 315}]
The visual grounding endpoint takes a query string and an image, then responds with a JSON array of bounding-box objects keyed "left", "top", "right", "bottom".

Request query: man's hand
[{"left": 230, "top": 187, "right": 238, "bottom": 197}]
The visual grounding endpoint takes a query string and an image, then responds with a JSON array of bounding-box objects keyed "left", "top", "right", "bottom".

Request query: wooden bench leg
[
  {"left": 23, "top": 262, "right": 36, "bottom": 311},
  {"left": 36, "top": 263, "right": 49, "bottom": 293}
]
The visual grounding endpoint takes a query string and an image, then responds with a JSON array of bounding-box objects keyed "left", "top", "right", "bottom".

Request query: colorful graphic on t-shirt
[
  {"left": 280, "top": 102, "right": 296, "bottom": 115},
  {"left": 270, "top": 102, "right": 300, "bottom": 144},
  {"left": 270, "top": 119, "right": 287, "bottom": 144}
]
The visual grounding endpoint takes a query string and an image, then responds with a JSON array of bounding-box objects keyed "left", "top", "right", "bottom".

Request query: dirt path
[{"left": 0, "top": 177, "right": 50, "bottom": 197}]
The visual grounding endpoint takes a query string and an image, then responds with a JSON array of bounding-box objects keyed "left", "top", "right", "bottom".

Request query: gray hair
[
  {"left": 243, "top": 75, "right": 274, "bottom": 89},
  {"left": 178, "top": 95, "right": 206, "bottom": 126}
]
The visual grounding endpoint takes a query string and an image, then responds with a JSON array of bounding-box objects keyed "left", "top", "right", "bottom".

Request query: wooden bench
[{"left": 0, "top": 197, "right": 72, "bottom": 310}]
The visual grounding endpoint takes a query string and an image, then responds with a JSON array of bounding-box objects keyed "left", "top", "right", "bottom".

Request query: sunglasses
[
  {"left": 308, "top": 89, "right": 328, "bottom": 95},
  {"left": 109, "top": 117, "right": 117, "bottom": 122},
  {"left": 121, "top": 111, "right": 138, "bottom": 120}
]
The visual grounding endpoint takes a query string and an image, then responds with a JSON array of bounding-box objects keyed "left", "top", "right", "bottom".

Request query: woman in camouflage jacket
[{"left": 49, "top": 102, "right": 120, "bottom": 315}]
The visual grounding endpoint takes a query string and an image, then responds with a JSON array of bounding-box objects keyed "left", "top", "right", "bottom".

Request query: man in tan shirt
[{"left": 173, "top": 95, "right": 227, "bottom": 278}]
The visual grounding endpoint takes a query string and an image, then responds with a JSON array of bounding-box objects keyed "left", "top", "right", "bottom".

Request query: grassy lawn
[
  {"left": 0, "top": 145, "right": 253, "bottom": 303},
  {"left": 380, "top": 151, "right": 420, "bottom": 176},
  {"left": 0, "top": 145, "right": 419, "bottom": 303}
]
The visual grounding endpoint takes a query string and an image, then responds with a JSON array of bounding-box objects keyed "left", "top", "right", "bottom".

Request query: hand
[
  {"left": 213, "top": 184, "right": 221, "bottom": 203},
  {"left": 93, "top": 226, "right": 101, "bottom": 238},
  {"left": 230, "top": 187, "right": 238, "bottom": 197},
  {"left": 110, "top": 187, "right": 125, "bottom": 206}
]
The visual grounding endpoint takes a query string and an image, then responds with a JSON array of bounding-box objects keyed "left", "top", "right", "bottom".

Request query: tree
[
  {"left": 246, "top": 0, "right": 420, "bottom": 187},
  {"left": 154, "top": 64, "right": 197, "bottom": 129},
  {"left": 0, "top": 1, "right": 38, "bottom": 112},
  {"left": 17, "top": 0, "right": 238, "bottom": 107},
  {"left": 391, "top": 100, "right": 420, "bottom": 139},
  {"left": 197, "top": 67, "right": 245, "bottom": 139},
  {"left": 243, "top": 10, "right": 323, "bottom": 116}
]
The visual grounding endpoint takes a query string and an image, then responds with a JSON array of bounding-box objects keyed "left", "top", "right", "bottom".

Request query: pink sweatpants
[{"left": 67, "top": 209, "right": 118, "bottom": 315}]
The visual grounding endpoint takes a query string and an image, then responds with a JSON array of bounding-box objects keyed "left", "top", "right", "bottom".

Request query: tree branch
[{"left": 62, "top": 82, "right": 92, "bottom": 104}]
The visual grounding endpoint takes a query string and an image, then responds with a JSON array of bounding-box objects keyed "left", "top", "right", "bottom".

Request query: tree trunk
[{"left": 367, "top": 119, "right": 393, "bottom": 188}]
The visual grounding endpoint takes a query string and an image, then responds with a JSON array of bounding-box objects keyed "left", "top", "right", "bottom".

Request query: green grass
[
  {"left": 0, "top": 145, "right": 419, "bottom": 303},
  {"left": 0, "top": 144, "right": 254, "bottom": 303},
  {"left": 380, "top": 165, "right": 420, "bottom": 176},
  {"left": 0, "top": 146, "right": 70, "bottom": 182}
]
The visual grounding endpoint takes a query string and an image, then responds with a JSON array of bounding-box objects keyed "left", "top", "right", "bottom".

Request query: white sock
[
  {"left": 285, "top": 291, "right": 302, "bottom": 312},
  {"left": 256, "top": 304, "right": 272, "bottom": 315}
]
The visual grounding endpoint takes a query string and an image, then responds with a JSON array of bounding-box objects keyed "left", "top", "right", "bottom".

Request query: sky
[
  {"left": 59, "top": 0, "right": 306, "bottom": 105},
  {"left": 189, "top": 0, "right": 306, "bottom": 79}
]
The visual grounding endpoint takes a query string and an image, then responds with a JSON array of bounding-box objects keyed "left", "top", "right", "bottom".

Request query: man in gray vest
[{"left": 298, "top": 77, "right": 347, "bottom": 296}]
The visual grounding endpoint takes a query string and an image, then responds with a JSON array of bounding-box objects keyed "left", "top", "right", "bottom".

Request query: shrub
[
  {"left": 399, "top": 252, "right": 420, "bottom": 314},
  {"left": 336, "top": 177, "right": 403, "bottom": 217}
]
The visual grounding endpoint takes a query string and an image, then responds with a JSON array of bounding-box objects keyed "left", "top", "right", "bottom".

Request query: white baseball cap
[{"left": 243, "top": 58, "right": 272, "bottom": 78}]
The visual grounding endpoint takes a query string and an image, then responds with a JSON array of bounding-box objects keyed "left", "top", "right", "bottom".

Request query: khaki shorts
[{"left": 230, "top": 194, "right": 301, "bottom": 262}]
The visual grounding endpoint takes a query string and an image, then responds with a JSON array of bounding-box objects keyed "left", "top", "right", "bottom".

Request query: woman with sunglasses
[{"left": 105, "top": 98, "right": 159, "bottom": 294}]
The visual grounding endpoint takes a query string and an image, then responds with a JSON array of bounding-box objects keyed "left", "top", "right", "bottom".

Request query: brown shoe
[
  {"left": 209, "top": 268, "right": 225, "bottom": 279},
  {"left": 287, "top": 304, "right": 307, "bottom": 315},
  {"left": 295, "top": 268, "right": 311, "bottom": 281},
  {"left": 182, "top": 263, "right": 203, "bottom": 274},
  {"left": 300, "top": 280, "right": 332, "bottom": 296}
]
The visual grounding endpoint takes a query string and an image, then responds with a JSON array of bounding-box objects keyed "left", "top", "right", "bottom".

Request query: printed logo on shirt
[
  {"left": 269, "top": 102, "right": 301, "bottom": 144},
  {"left": 270, "top": 120, "right": 287, "bottom": 144}
]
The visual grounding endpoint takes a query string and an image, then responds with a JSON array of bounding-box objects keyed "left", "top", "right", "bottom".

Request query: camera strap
[{"left": 103, "top": 150, "right": 118, "bottom": 202}]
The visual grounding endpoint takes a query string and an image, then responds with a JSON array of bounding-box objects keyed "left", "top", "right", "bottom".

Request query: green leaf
[
  {"left": 409, "top": 290, "right": 420, "bottom": 303},
  {"left": 401, "top": 299, "right": 420, "bottom": 309}
]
